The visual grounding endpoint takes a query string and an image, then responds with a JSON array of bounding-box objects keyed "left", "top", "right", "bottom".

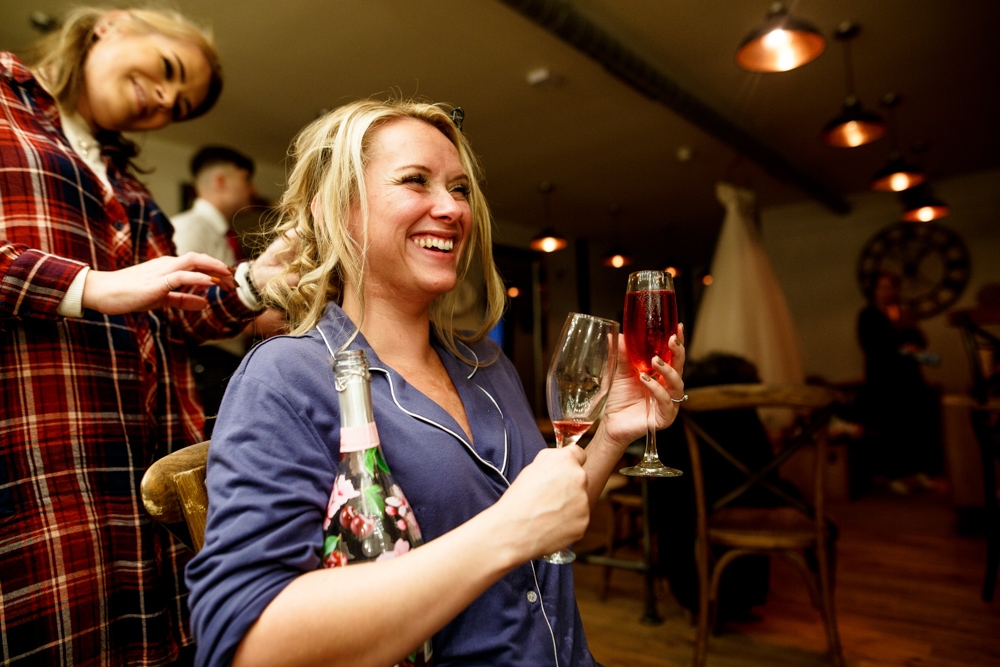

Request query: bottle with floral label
[{"left": 321, "top": 349, "right": 432, "bottom": 666}]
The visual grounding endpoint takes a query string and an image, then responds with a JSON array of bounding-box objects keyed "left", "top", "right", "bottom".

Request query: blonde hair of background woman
[
  {"left": 264, "top": 98, "right": 506, "bottom": 362},
  {"left": 26, "top": 5, "right": 223, "bottom": 120}
]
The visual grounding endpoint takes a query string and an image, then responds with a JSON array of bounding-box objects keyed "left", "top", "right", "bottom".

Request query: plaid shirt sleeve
[
  {"left": 0, "top": 52, "right": 253, "bottom": 667},
  {"left": 0, "top": 243, "right": 88, "bottom": 318}
]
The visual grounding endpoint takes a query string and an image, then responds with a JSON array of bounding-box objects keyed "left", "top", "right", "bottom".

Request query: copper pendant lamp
[
  {"left": 600, "top": 206, "right": 633, "bottom": 268},
  {"left": 871, "top": 152, "right": 926, "bottom": 192},
  {"left": 529, "top": 182, "right": 568, "bottom": 253},
  {"left": 870, "top": 94, "right": 926, "bottom": 192},
  {"left": 530, "top": 228, "right": 569, "bottom": 253},
  {"left": 900, "top": 184, "right": 949, "bottom": 222},
  {"left": 601, "top": 248, "right": 633, "bottom": 268},
  {"left": 736, "top": 1, "right": 826, "bottom": 73},
  {"left": 821, "top": 22, "right": 885, "bottom": 148}
]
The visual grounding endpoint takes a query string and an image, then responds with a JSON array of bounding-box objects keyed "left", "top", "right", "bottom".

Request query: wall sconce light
[
  {"left": 821, "top": 22, "right": 885, "bottom": 148},
  {"left": 871, "top": 94, "right": 926, "bottom": 192},
  {"left": 736, "top": 1, "right": 826, "bottom": 73},
  {"left": 900, "top": 184, "right": 949, "bottom": 222}
]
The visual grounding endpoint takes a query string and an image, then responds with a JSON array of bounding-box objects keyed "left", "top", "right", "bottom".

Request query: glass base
[
  {"left": 542, "top": 547, "right": 576, "bottom": 564},
  {"left": 620, "top": 461, "right": 683, "bottom": 477}
]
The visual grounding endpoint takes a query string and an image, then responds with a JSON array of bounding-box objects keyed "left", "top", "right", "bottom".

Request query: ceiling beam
[{"left": 497, "top": 0, "right": 851, "bottom": 215}]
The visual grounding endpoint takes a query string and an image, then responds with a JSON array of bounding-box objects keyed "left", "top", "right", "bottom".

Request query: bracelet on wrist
[{"left": 245, "top": 260, "right": 263, "bottom": 303}]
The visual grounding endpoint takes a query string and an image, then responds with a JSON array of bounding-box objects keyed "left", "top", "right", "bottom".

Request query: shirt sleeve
[
  {"left": 186, "top": 338, "right": 340, "bottom": 666},
  {"left": 0, "top": 240, "right": 88, "bottom": 320}
]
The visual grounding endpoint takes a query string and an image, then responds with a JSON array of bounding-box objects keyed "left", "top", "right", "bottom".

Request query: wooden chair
[
  {"left": 681, "top": 384, "right": 845, "bottom": 667},
  {"left": 140, "top": 440, "right": 211, "bottom": 553},
  {"left": 950, "top": 306, "right": 1000, "bottom": 601}
]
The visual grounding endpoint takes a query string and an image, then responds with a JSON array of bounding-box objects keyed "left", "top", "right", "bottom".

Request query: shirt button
[
  {"left": 113, "top": 221, "right": 124, "bottom": 230},
  {"left": 526, "top": 590, "right": 538, "bottom": 603}
]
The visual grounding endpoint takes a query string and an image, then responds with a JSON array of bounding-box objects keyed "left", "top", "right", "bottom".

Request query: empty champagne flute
[
  {"left": 544, "top": 312, "right": 619, "bottom": 564},
  {"left": 620, "top": 270, "right": 683, "bottom": 477}
]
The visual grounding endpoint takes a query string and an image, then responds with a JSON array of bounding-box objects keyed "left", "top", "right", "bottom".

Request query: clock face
[{"left": 857, "top": 222, "right": 971, "bottom": 319}]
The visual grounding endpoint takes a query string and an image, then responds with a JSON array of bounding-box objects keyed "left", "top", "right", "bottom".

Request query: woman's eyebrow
[{"left": 172, "top": 51, "right": 187, "bottom": 83}]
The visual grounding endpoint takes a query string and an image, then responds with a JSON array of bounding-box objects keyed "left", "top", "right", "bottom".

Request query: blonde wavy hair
[
  {"left": 264, "top": 99, "right": 506, "bottom": 361},
  {"left": 26, "top": 5, "right": 222, "bottom": 120}
]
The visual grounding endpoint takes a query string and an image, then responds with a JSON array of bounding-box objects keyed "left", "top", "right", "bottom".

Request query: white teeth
[{"left": 414, "top": 237, "right": 454, "bottom": 251}]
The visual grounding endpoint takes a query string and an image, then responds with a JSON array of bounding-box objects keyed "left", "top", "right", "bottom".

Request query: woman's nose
[
  {"left": 156, "top": 84, "right": 178, "bottom": 110},
  {"left": 431, "top": 188, "right": 464, "bottom": 220}
]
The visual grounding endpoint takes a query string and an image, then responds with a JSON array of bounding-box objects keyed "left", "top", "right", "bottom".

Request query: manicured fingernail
[
  {"left": 640, "top": 373, "right": 651, "bottom": 382},
  {"left": 654, "top": 356, "right": 667, "bottom": 367},
  {"left": 210, "top": 276, "right": 221, "bottom": 284}
]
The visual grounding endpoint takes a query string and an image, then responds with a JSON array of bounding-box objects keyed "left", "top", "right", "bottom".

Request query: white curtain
[{"left": 688, "top": 182, "right": 805, "bottom": 386}]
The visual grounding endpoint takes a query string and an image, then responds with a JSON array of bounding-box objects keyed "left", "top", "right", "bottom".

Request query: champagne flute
[
  {"left": 544, "top": 312, "right": 619, "bottom": 564},
  {"left": 620, "top": 270, "right": 683, "bottom": 477}
]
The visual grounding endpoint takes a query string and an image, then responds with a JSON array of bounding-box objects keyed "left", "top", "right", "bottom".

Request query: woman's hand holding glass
[{"left": 598, "top": 322, "right": 686, "bottom": 454}]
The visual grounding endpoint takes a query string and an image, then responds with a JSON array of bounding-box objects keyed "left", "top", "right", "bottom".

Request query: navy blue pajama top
[{"left": 186, "top": 303, "right": 596, "bottom": 667}]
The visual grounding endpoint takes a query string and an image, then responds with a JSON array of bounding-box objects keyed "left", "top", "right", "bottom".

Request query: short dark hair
[{"left": 190, "top": 145, "right": 255, "bottom": 177}]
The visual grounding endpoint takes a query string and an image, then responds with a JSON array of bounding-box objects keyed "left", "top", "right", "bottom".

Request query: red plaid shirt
[{"left": 0, "top": 54, "right": 256, "bottom": 666}]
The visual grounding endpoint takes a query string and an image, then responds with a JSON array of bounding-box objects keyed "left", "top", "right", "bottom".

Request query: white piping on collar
[
  {"left": 455, "top": 338, "right": 480, "bottom": 380},
  {"left": 372, "top": 367, "right": 509, "bottom": 480},
  {"left": 318, "top": 325, "right": 508, "bottom": 478},
  {"left": 317, "top": 327, "right": 337, "bottom": 357}
]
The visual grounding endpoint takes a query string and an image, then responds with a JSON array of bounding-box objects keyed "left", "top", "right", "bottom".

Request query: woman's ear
[
  {"left": 94, "top": 10, "right": 131, "bottom": 38},
  {"left": 310, "top": 193, "right": 323, "bottom": 224}
]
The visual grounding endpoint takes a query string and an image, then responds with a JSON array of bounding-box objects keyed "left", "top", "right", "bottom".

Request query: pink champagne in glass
[
  {"left": 624, "top": 289, "right": 678, "bottom": 374},
  {"left": 620, "top": 271, "right": 682, "bottom": 477}
]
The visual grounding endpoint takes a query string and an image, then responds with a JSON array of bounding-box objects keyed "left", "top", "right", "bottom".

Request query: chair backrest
[
  {"left": 141, "top": 440, "right": 210, "bottom": 552},
  {"left": 680, "top": 384, "right": 842, "bottom": 535},
  {"left": 949, "top": 307, "right": 1000, "bottom": 403}
]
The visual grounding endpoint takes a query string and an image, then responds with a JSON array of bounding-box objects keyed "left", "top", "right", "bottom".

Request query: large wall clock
[{"left": 857, "top": 221, "right": 971, "bottom": 319}]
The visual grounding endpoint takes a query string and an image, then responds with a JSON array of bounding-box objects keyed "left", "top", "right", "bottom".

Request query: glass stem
[{"left": 643, "top": 388, "right": 659, "bottom": 463}]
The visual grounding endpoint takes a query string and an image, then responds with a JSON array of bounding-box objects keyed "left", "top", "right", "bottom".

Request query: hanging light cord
[{"left": 841, "top": 37, "right": 855, "bottom": 98}]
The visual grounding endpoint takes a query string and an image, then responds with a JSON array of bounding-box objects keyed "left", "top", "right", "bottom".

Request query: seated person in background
[
  {"left": 172, "top": 146, "right": 259, "bottom": 432},
  {"left": 186, "top": 98, "right": 687, "bottom": 667},
  {"left": 857, "top": 272, "right": 941, "bottom": 495}
]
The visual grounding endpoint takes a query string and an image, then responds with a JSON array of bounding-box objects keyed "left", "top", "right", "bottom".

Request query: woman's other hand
[
  {"left": 599, "top": 323, "right": 686, "bottom": 449},
  {"left": 491, "top": 444, "right": 590, "bottom": 561},
  {"left": 82, "top": 252, "right": 235, "bottom": 314}
]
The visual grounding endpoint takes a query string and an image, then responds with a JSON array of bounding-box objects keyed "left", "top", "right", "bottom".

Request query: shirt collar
[{"left": 191, "top": 197, "right": 231, "bottom": 236}]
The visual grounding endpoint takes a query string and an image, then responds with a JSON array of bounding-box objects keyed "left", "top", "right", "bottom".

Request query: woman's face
[
  {"left": 353, "top": 118, "right": 472, "bottom": 307},
  {"left": 76, "top": 14, "right": 211, "bottom": 132}
]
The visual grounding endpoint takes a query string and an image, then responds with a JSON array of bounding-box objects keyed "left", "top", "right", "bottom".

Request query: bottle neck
[{"left": 338, "top": 373, "right": 374, "bottom": 428}]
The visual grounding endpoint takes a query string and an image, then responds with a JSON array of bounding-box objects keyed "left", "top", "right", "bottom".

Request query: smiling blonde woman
[{"left": 0, "top": 6, "right": 290, "bottom": 665}]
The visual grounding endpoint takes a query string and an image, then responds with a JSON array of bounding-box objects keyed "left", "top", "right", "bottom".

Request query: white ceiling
[{"left": 3, "top": 0, "right": 999, "bottom": 267}]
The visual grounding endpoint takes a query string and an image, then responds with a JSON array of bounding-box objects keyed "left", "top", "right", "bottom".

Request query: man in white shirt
[{"left": 172, "top": 146, "right": 258, "bottom": 434}]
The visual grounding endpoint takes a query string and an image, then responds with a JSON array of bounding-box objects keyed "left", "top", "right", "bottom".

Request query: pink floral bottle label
[{"left": 340, "top": 421, "right": 379, "bottom": 452}]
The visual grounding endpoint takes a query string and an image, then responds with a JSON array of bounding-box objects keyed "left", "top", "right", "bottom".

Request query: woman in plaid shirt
[{"left": 0, "top": 7, "right": 285, "bottom": 665}]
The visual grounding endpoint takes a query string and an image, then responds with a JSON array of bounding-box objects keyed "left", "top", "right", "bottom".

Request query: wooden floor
[{"left": 573, "top": 485, "right": 1000, "bottom": 667}]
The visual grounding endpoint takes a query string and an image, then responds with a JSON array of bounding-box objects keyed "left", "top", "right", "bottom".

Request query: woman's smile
[{"left": 411, "top": 234, "right": 456, "bottom": 253}]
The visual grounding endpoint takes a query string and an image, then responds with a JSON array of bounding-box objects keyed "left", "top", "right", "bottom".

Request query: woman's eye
[
  {"left": 163, "top": 57, "right": 174, "bottom": 79},
  {"left": 401, "top": 174, "right": 427, "bottom": 185},
  {"left": 451, "top": 184, "right": 471, "bottom": 197}
]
